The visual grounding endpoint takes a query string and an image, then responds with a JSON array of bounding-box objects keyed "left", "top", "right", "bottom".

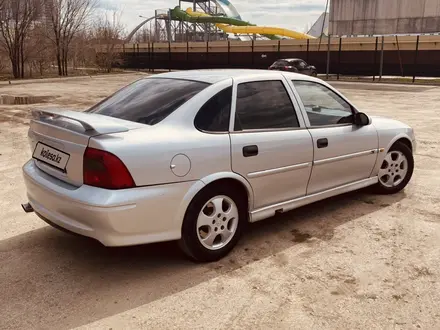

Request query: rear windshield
[{"left": 86, "top": 78, "right": 210, "bottom": 125}]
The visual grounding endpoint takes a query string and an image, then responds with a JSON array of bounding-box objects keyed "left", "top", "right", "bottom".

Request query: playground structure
[{"left": 125, "top": 0, "right": 315, "bottom": 43}]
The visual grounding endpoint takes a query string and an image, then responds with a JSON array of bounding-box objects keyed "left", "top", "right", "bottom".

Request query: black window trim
[
  {"left": 230, "top": 127, "right": 307, "bottom": 134},
  {"left": 292, "top": 79, "right": 359, "bottom": 129},
  {"left": 193, "top": 85, "right": 233, "bottom": 135},
  {"left": 232, "top": 79, "right": 303, "bottom": 133}
]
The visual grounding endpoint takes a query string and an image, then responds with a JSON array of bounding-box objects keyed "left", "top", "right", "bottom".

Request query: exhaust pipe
[{"left": 21, "top": 202, "right": 34, "bottom": 213}]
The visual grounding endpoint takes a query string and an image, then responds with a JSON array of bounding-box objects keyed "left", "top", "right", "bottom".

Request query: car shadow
[{"left": 1, "top": 189, "right": 405, "bottom": 329}]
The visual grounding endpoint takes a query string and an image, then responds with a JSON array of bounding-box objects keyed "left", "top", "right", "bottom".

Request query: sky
[{"left": 97, "top": 0, "right": 327, "bottom": 34}]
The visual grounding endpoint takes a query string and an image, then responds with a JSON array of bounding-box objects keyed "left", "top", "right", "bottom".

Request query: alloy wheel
[
  {"left": 196, "top": 195, "right": 239, "bottom": 250},
  {"left": 378, "top": 150, "right": 408, "bottom": 188}
]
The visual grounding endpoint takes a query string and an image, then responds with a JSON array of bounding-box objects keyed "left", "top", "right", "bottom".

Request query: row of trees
[{"left": 0, "top": 0, "right": 134, "bottom": 78}]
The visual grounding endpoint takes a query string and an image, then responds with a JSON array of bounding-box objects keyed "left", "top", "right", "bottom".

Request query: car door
[
  {"left": 229, "top": 75, "right": 313, "bottom": 210},
  {"left": 290, "top": 79, "right": 379, "bottom": 195}
]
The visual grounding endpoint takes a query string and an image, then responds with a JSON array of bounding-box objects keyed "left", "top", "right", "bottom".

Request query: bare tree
[
  {"left": 0, "top": 0, "right": 40, "bottom": 78},
  {"left": 44, "top": 0, "right": 96, "bottom": 76},
  {"left": 25, "top": 23, "right": 53, "bottom": 77},
  {"left": 92, "top": 9, "right": 125, "bottom": 72}
]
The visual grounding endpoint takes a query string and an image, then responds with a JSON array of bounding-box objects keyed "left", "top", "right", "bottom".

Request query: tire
[
  {"left": 373, "top": 141, "right": 414, "bottom": 195},
  {"left": 311, "top": 71, "right": 318, "bottom": 77},
  {"left": 178, "top": 183, "right": 247, "bottom": 262}
]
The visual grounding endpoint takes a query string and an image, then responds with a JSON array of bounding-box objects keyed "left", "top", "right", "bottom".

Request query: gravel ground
[{"left": 0, "top": 74, "right": 439, "bottom": 330}]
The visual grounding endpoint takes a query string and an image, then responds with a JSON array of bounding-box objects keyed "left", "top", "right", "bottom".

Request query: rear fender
[
  {"left": 173, "top": 180, "right": 206, "bottom": 239},
  {"left": 173, "top": 172, "right": 255, "bottom": 236},
  {"left": 200, "top": 172, "right": 255, "bottom": 211}
]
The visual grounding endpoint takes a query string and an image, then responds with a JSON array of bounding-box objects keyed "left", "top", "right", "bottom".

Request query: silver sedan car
[{"left": 22, "top": 70, "right": 416, "bottom": 262}]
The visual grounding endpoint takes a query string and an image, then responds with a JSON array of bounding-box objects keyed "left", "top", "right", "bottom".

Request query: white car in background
[{"left": 22, "top": 70, "right": 416, "bottom": 262}]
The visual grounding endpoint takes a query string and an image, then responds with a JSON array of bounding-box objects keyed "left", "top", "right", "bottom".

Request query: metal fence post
[
  {"left": 152, "top": 42, "right": 154, "bottom": 73},
  {"left": 396, "top": 36, "right": 404, "bottom": 77},
  {"left": 251, "top": 40, "right": 255, "bottom": 68},
  {"left": 306, "top": 39, "right": 309, "bottom": 62},
  {"left": 228, "top": 40, "right": 230, "bottom": 66},
  {"left": 206, "top": 41, "right": 209, "bottom": 69},
  {"left": 326, "top": 35, "right": 331, "bottom": 80},
  {"left": 337, "top": 37, "right": 342, "bottom": 80},
  {"left": 413, "top": 35, "right": 420, "bottom": 83},
  {"left": 277, "top": 40, "right": 281, "bottom": 59},
  {"left": 186, "top": 41, "right": 189, "bottom": 69},
  {"left": 373, "top": 37, "right": 378, "bottom": 81},
  {"left": 168, "top": 42, "right": 171, "bottom": 72},
  {"left": 147, "top": 42, "right": 150, "bottom": 72},
  {"left": 379, "top": 36, "right": 385, "bottom": 81}
]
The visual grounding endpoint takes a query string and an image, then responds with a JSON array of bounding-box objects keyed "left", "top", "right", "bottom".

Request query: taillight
[{"left": 83, "top": 147, "right": 135, "bottom": 189}]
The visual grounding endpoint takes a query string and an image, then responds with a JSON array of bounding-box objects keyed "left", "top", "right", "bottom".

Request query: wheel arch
[
  {"left": 371, "top": 133, "right": 414, "bottom": 177},
  {"left": 199, "top": 172, "right": 254, "bottom": 212},
  {"left": 392, "top": 136, "right": 413, "bottom": 152},
  {"left": 173, "top": 172, "right": 254, "bottom": 238},
  {"left": 385, "top": 133, "right": 413, "bottom": 153}
]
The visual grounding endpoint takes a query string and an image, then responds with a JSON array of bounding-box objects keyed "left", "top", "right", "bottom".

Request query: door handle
[
  {"left": 317, "top": 138, "right": 328, "bottom": 148},
  {"left": 243, "top": 145, "right": 258, "bottom": 157}
]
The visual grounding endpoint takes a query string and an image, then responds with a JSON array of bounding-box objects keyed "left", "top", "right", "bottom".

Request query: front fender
[{"left": 371, "top": 132, "right": 414, "bottom": 177}]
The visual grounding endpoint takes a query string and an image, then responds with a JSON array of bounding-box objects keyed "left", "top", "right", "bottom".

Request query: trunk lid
[{"left": 28, "top": 108, "right": 144, "bottom": 187}]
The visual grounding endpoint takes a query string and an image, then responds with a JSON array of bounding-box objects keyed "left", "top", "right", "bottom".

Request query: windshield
[{"left": 86, "top": 78, "right": 210, "bottom": 125}]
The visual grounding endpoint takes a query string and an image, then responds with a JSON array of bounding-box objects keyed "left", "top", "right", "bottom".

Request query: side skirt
[{"left": 250, "top": 177, "right": 378, "bottom": 223}]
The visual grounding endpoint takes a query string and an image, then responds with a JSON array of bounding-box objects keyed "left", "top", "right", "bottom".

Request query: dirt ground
[{"left": 0, "top": 74, "right": 439, "bottom": 330}]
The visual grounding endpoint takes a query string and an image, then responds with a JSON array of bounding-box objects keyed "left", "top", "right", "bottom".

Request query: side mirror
[{"left": 354, "top": 112, "right": 370, "bottom": 126}]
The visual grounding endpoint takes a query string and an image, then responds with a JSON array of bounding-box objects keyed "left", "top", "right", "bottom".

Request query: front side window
[
  {"left": 234, "top": 80, "right": 299, "bottom": 130},
  {"left": 86, "top": 78, "right": 210, "bottom": 125},
  {"left": 293, "top": 81, "right": 353, "bottom": 126},
  {"left": 194, "top": 86, "right": 232, "bottom": 132}
]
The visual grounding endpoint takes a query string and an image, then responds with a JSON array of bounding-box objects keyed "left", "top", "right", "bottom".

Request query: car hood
[
  {"left": 370, "top": 115, "right": 415, "bottom": 141},
  {"left": 370, "top": 115, "right": 411, "bottom": 129}
]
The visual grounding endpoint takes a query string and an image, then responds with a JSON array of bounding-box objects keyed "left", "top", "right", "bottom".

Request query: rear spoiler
[{"left": 31, "top": 108, "right": 130, "bottom": 135}]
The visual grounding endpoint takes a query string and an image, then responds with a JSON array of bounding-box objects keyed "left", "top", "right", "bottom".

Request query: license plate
[{"left": 33, "top": 142, "right": 70, "bottom": 171}]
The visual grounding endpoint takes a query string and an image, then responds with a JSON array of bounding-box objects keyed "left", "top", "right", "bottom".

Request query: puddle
[{"left": 291, "top": 229, "right": 312, "bottom": 243}]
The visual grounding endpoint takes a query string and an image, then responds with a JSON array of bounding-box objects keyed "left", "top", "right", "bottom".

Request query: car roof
[
  {"left": 148, "top": 69, "right": 316, "bottom": 84},
  {"left": 277, "top": 58, "right": 303, "bottom": 62}
]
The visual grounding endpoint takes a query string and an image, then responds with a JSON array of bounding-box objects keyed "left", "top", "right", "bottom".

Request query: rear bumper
[{"left": 22, "top": 160, "right": 204, "bottom": 246}]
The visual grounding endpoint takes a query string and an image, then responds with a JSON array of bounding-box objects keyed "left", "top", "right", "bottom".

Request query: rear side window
[
  {"left": 234, "top": 80, "right": 299, "bottom": 130},
  {"left": 86, "top": 78, "right": 210, "bottom": 125},
  {"left": 194, "top": 86, "right": 232, "bottom": 132}
]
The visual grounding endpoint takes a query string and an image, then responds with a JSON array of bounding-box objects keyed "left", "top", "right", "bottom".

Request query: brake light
[{"left": 83, "top": 147, "right": 135, "bottom": 189}]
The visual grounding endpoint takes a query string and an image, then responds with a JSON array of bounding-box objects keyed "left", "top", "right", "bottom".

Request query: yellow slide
[{"left": 185, "top": 8, "right": 315, "bottom": 40}]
